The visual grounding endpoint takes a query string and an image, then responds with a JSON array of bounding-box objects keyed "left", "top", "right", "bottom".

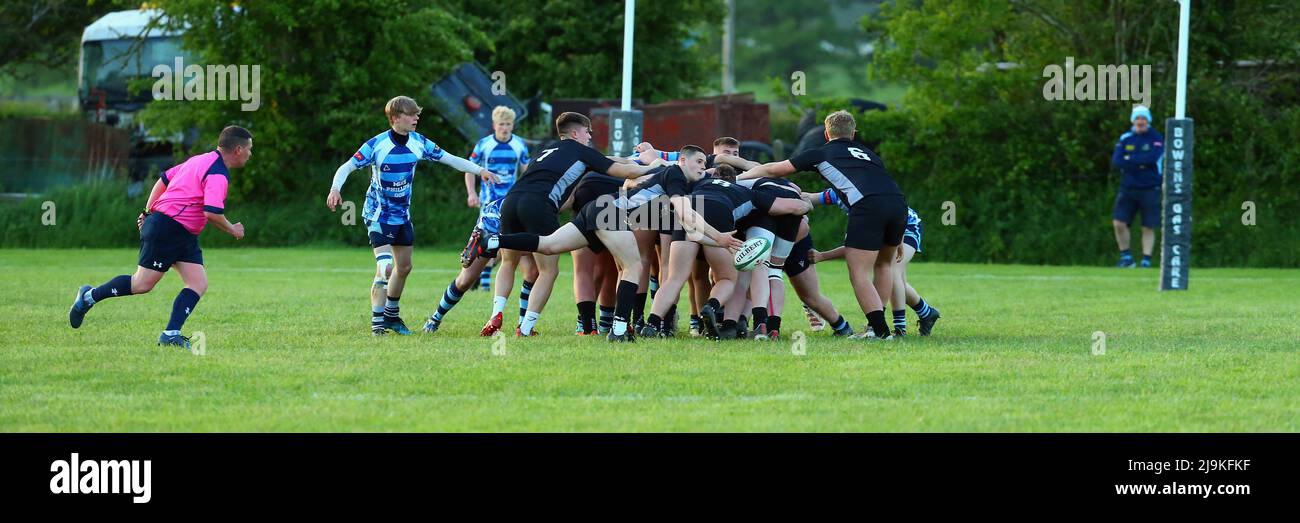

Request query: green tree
[
  {"left": 137, "top": 0, "right": 489, "bottom": 200},
  {"left": 839, "top": 0, "right": 1300, "bottom": 266},
  {"left": 0, "top": 0, "right": 123, "bottom": 75},
  {"left": 454, "top": 0, "right": 725, "bottom": 103}
]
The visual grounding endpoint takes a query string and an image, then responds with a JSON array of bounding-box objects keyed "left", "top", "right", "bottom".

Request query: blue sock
[
  {"left": 1120, "top": 249, "right": 1132, "bottom": 259},
  {"left": 519, "top": 280, "right": 533, "bottom": 319},
  {"left": 1141, "top": 254, "right": 1151, "bottom": 263},
  {"left": 911, "top": 299, "right": 936, "bottom": 320},
  {"left": 649, "top": 275, "right": 659, "bottom": 300},
  {"left": 479, "top": 266, "right": 493, "bottom": 288},
  {"left": 88, "top": 275, "right": 133, "bottom": 304},
  {"left": 165, "top": 288, "right": 201, "bottom": 332},
  {"left": 432, "top": 282, "right": 464, "bottom": 322},
  {"left": 384, "top": 295, "right": 401, "bottom": 321},
  {"left": 893, "top": 309, "right": 907, "bottom": 331}
]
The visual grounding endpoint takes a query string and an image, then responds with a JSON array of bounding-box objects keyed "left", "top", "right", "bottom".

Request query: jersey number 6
[{"left": 848, "top": 147, "right": 872, "bottom": 162}]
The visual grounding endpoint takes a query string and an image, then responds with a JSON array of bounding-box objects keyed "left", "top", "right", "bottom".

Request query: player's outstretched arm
[
  {"left": 327, "top": 161, "right": 358, "bottom": 211},
  {"left": 804, "top": 188, "right": 841, "bottom": 207},
  {"left": 713, "top": 154, "right": 760, "bottom": 171},
  {"left": 811, "top": 246, "right": 845, "bottom": 264},
  {"left": 769, "top": 197, "right": 813, "bottom": 216},
  {"left": 737, "top": 160, "right": 797, "bottom": 180},
  {"left": 607, "top": 162, "right": 656, "bottom": 180},
  {"left": 437, "top": 153, "right": 499, "bottom": 184}
]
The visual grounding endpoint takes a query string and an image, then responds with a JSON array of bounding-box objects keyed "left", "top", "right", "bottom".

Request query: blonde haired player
[
  {"left": 465, "top": 106, "right": 532, "bottom": 294},
  {"left": 326, "top": 96, "right": 496, "bottom": 335}
]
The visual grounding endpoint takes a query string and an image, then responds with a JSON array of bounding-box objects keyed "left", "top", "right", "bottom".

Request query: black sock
[
  {"left": 721, "top": 319, "right": 737, "bottom": 330},
  {"left": 165, "top": 288, "right": 201, "bottom": 332},
  {"left": 89, "top": 275, "right": 133, "bottom": 304},
  {"left": 577, "top": 301, "right": 596, "bottom": 333},
  {"left": 499, "top": 233, "right": 540, "bottom": 252},
  {"left": 751, "top": 307, "right": 768, "bottom": 330},
  {"left": 768, "top": 315, "right": 782, "bottom": 332},
  {"left": 612, "top": 280, "right": 638, "bottom": 335},
  {"left": 911, "top": 299, "right": 936, "bottom": 320},
  {"left": 893, "top": 309, "right": 907, "bottom": 332},
  {"left": 707, "top": 297, "right": 721, "bottom": 310},
  {"left": 647, "top": 313, "right": 664, "bottom": 329},
  {"left": 632, "top": 292, "right": 648, "bottom": 324},
  {"left": 866, "top": 309, "right": 889, "bottom": 337}
]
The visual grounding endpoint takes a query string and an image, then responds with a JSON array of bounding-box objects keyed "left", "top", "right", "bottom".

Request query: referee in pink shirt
[{"left": 68, "top": 126, "right": 252, "bottom": 349}]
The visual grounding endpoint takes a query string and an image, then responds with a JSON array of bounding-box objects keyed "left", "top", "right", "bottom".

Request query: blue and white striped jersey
[
  {"left": 350, "top": 130, "right": 446, "bottom": 225},
  {"left": 469, "top": 134, "right": 529, "bottom": 203}
]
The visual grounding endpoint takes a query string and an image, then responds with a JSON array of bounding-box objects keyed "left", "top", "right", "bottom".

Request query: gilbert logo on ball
[{"left": 734, "top": 237, "right": 772, "bottom": 271}]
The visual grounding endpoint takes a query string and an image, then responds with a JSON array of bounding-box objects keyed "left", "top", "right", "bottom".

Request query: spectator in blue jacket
[{"left": 1110, "top": 105, "right": 1164, "bottom": 268}]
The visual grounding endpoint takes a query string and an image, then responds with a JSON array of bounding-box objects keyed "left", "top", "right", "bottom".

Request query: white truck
[{"left": 79, "top": 9, "right": 191, "bottom": 181}]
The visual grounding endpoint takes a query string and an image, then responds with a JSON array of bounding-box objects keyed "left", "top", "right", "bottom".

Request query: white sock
[
  {"left": 612, "top": 320, "right": 627, "bottom": 336},
  {"left": 520, "top": 311, "right": 540, "bottom": 334},
  {"left": 492, "top": 296, "right": 507, "bottom": 316}
]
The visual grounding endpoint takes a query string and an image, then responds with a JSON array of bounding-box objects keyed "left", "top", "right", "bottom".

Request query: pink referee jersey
[{"left": 151, "top": 150, "right": 230, "bottom": 235}]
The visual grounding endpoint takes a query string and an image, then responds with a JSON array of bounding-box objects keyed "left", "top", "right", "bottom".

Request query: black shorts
[
  {"left": 747, "top": 186, "right": 801, "bottom": 242},
  {"left": 500, "top": 191, "right": 560, "bottom": 236},
  {"left": 571, "top": 199, "right": 618, "bottom": 254},
  {"left": 782, "top": 233, "right": 815, "bottom": 277},
  {"left": 571, "top": 199, "right": 666, "bottom": 253},
  {"left": 671, "top": 198, "right": 735, "bottom": 242},
  {"left": 738, "top": 211, "right": 799, "bottom": 242},
  {"left": 366, "top": 219, "right": 414, "bottom": 247},
  {"left": 844, "top": 194, "right": 907, "bottom": 251},
  {"left": 1113, "top": 186, "right": 1160, "bottom": 227},
  {"left": 138, "top": 212, "right": 203, "bottom": 271}
]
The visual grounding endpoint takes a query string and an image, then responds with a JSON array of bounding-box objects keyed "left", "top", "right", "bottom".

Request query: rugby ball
[{"left": 734, "top": 237, "right": 772, "bottom": 271}]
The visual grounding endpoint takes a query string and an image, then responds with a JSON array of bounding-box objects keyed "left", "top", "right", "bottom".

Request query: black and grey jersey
[
  {"left": 788, "top": 138, "right": 901, "bottom": 207},
  {"left": 616, "top": 165, "right": 692, "bottom": 210},
  {"left": 510, "top": 139, "right": 616, "bottom": 209},
  {"left": 691, "top": 177, "right": 776, "bottom": 221}
]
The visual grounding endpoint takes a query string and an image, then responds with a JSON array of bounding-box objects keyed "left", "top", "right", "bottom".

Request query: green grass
[{"left": 1, "top": 248, "right": 1297, "bottom": 432}]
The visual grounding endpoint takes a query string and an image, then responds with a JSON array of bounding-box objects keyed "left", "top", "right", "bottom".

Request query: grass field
[{"left": 1, "top": 248, "right": 1296, "bottom": 432}]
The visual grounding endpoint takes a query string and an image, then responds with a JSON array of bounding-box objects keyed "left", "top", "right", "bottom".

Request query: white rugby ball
[{"left": 734, "top": 237, "right": 772, "bottom": 271}]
